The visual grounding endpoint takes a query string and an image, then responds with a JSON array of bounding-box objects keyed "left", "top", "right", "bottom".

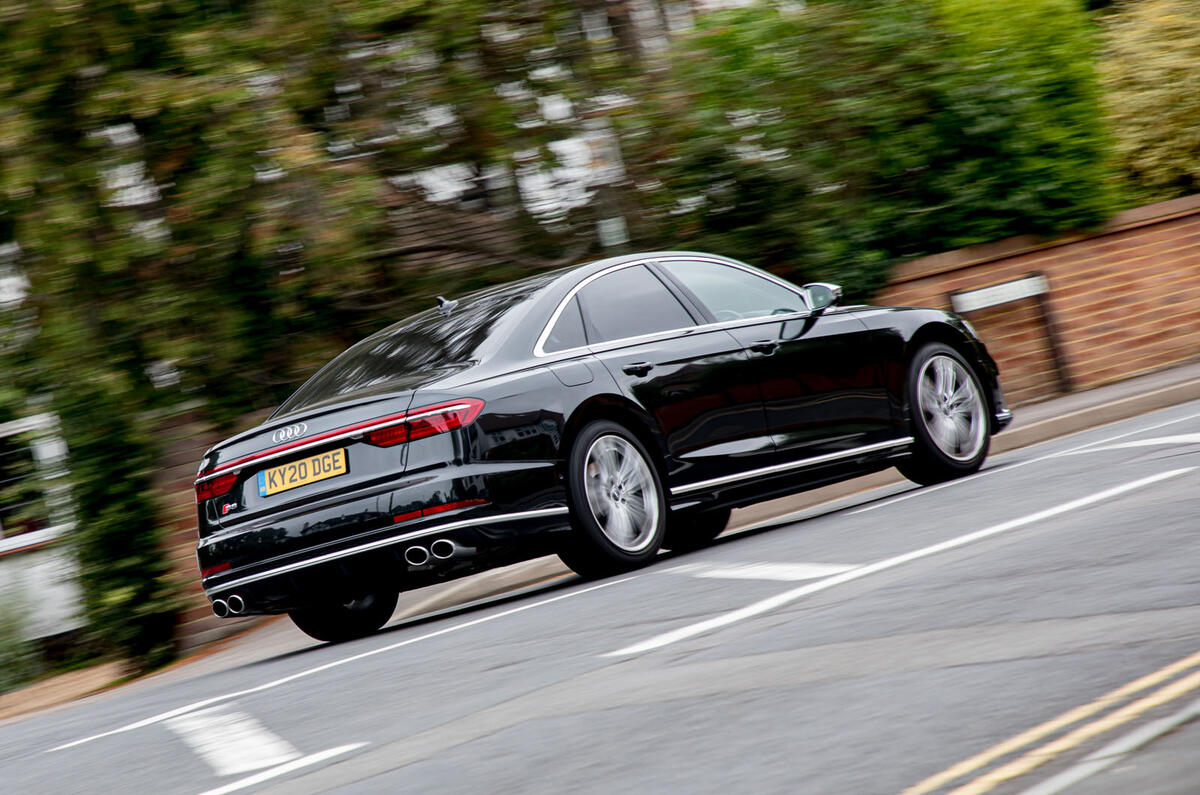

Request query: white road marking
[
  {"left": 1055, "top": 434, "right": 1200, "bottom": 455},
  {"left": 851, "top": 409, "right": 1200, "bottom": 515},
  {"left": 166, "top": 705, "right": 300, "bottom": 777},
  {"left": 197, "top": 743, "right": 367, "bottom": 795},
  {"left": 668, "top": 562, "right": 857, "bottom": 581},
  {"left": 48, "top": 576, "right": 635, "bottom": 753},
  {"left": 605, "top": 467, "right": 1195, "bottom": 657}
]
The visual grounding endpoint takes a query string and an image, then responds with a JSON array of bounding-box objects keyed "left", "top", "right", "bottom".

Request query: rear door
[
  {"left": 576, "top": 263, "right": 773, "bottom": 487},
  {"left": 654, "top": 257, "right": 893, "bottom": 460}
]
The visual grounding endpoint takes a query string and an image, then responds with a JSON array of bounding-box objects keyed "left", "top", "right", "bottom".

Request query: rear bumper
[
  {"left": 201, "top": 505, "right": 568, "bottom": 613},
  {"left": 197, "top": 459, "right": 568, "bottom": 613}
]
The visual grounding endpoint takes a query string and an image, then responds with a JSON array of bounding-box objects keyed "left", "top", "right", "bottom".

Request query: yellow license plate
[{"left": 257, "top": 449, "right": 347, "bottom": 497}]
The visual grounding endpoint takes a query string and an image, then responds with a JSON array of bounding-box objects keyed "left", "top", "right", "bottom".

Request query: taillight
[
  {"left": 364, "top": 399, "right": 485, "bottom": 447},
  {"left": 195, "top": 399, "right": 487, "bottom": 492},
  {"left": 200, "top": 561, "right": 231, "bottom": 578},
  {"left": 392, "top": 498, "right": 489, "bottom": 524},
  {"left": 196, "top": 472, "right": 237, "bottom": 502}
]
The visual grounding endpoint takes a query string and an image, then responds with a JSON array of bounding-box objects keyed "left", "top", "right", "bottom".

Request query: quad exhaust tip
[
  {"left": 212, "top": 599, "right": 229, "bottom": 618},
  {"left": 404, "top": 545, "right": 430, "bottom": 566},
  {"left": 430, "top": 539, "right": 457, "bottom": 560},
  {"left": 227, "top": 594, "right": 245, "bottom": 615}
]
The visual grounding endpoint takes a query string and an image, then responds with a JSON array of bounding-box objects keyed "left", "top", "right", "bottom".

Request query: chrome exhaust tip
[
  {"left": 227, "top": 594, "right": 245, "bottom": 615},
  {"left": 404, "top": 545, "right": 430, "bottom": 566},
  {"left": 430, "top": 539, "right": 456, "bottom": 560},
  {"left": 212, "top": 599, "right": 230, "bottom": 618}
]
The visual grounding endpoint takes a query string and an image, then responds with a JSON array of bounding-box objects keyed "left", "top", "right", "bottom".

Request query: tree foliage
[
  {"left": 0, "top": 582, "right": 41, "bottom": 694},
  {"left": 616, "top": 0, "right": 1117, "bottom": 297},
  {"left": 1101, "top": 0, "right": 1200, "bottom": 199},
  {"left": 55, "top": 371, "right": 179, "bottom": 673}
]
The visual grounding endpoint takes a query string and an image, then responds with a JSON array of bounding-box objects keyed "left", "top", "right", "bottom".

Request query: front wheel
[
  {"left": 558, "top": 420, "right": 667, "bottom": 578},
  {"left": 288, "top": 590, "right": 398, "bottom": 643},
  {"left": 896, "top": 343, "right": 990, "bottom": 486}
]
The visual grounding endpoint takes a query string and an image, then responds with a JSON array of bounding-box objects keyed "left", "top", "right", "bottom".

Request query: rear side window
[
  {"left": 543, "top": 296, "right": 586, "bottom": 353},
  {"left": 578, "top": 265, "right": 696, "bottom": 344},
  {"left": 660, "top": 259, "right": 805, "bottom": 321}
]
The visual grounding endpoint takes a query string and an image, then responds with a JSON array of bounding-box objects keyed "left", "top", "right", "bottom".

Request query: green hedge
[
  {"left": 56, "top": 375, "right": 179, "bottom": 673},
  {"left": 617, "top": 0, "right": 1117, "bottom": 297}
]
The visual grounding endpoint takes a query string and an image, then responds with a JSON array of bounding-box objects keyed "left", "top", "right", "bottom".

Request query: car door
[
  {"left": 654, "top": 257, "right": 894, "bottom": 460},
  {"left": 574, "top": 262, "right": 774, "bottom": 488}
]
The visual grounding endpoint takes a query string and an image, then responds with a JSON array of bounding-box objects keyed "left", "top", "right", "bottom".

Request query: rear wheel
[
  {"left": 558, "top": 420, "right": 667, "bottom": 578},
  {"left": 288, "top": 589, "right": 398, "bottom": 642},
  {"left": 662, "top": 507, "right": 731, "bottom": 552},
  {"left": 897, "top": 342, "right": 990, "bottom": 485}
]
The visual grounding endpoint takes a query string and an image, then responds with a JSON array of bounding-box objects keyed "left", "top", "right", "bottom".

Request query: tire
[
  {"left": 662, "top": 507, "right": 731, "bottom": 552},
  {"left": 557, "top": 420, "right": 667, "bottom": 578},
  {"left": 288, "top": 589, "right": 398, "bottom": 643},
  {"left": 896, "top": 342, "right": 991, "bottom": 486}
]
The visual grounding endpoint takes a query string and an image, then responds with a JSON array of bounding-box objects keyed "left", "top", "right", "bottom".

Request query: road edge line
[
  {"left": 902, "top": 647, "right": 1200, "bottom": 794},
  {"left": 1018, "top": 693, "right": 1200, "bottom": 795}
]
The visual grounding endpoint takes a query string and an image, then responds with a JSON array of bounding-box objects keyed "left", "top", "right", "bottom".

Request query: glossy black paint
[{"left": 195, "top": 251, "right": 1010, "bottom": 615}]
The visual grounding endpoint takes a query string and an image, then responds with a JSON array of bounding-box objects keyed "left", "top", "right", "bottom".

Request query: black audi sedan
[{"left": 195, "top": 251, "right": 1011, "bottom": 641}]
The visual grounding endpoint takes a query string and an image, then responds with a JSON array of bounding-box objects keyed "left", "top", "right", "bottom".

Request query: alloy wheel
[
  {"left": 582, "top": 434, "right": 660, "bottom": 553},
  {"left": 917, "top": 354, "right": 987, "bottom": 462}
]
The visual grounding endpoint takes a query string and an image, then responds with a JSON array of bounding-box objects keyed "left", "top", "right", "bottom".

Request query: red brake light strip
[
  {"left": 392, "top": 498, "right": 489, "bottom": 525},
  {"left": 195, "top": 400, "right": 483, "bottom": 485}
]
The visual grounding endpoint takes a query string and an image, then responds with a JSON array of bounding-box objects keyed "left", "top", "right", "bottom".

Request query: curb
[{"left": 992, "top": 377, "right": 1200, "bottom": 457}]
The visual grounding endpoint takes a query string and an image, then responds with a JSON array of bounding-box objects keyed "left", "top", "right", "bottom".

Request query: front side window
[
  {"left": 660, "top": 259, "right": 805, "bottom": 322},
  {"left": 578, "top": 265, "right": 696, "bottom": 344}
]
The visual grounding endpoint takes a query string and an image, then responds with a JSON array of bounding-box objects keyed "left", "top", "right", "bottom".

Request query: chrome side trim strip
[
  {"left": 202, "top": 506, "right": 569, "bottom": 595},
  {"left": 669, "top": 437, "right": 914, "bottom": 497}
]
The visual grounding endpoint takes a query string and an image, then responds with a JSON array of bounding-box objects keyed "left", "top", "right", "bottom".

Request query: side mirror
[{"left": 804, "top": 282, "right": 843, "bottom": 314}]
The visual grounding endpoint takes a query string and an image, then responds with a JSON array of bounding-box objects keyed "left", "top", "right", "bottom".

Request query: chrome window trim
[
  {"left": 534, "top": 259, "right": 691, "bottom": 358},
  {"left": 202, "top": 506, "right": 570, "bottom": 595},
  {"left": 533, "top": 255, "right": 812, "bottom": 359},
  {"left": 654, "top": 255, "right": 813, "bottom": 314},
  {"left": 669, "top": 437, "right": 913, "bottom": 497}
]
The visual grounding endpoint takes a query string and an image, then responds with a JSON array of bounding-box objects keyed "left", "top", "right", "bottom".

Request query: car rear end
[{"left": 195, "top": 278, "right": 569, "bottom": 618}]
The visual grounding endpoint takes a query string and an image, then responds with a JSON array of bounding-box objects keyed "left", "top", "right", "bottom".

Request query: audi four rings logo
[{"left": 271, "top": 423, "right": 308, "bottom": 444}]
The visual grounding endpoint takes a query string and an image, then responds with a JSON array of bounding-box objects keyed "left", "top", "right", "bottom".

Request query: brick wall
[{"left": 877, "top": 194, "right": 1200, "bottom": 406}]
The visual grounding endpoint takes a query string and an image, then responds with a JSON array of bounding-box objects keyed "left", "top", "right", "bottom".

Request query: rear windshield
[{"left": 276, "top": 275, "right": 554, "bottom": 415}]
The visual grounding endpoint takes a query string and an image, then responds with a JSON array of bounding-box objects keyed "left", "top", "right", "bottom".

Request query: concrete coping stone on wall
[{"left": 889, "top": 193, "right": 1200, "bottom": 286}]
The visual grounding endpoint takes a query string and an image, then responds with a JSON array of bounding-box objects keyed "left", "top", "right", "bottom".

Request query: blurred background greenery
[{"left": 0, "top": 0, "right": 1196, "bottom": 678}]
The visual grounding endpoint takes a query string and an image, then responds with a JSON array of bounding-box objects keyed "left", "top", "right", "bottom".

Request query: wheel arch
[
  {"left": 560, "top": 394, "right": 670, "bottom": 482},
  {"left": 904, "top": 321, "right": 1000, "bottom": 429}
]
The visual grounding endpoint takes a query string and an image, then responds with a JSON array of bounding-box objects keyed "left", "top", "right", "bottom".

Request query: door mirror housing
[{"left": 804, "top": 283, "right": 843, "bottom": 314}]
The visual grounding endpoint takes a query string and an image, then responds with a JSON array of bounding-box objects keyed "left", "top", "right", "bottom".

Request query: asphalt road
[{"left": 4, "top": 401, "right": 1200, "bottom": 795}]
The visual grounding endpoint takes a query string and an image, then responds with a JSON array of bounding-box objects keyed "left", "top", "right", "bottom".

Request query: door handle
[
  {"left": 622, "top": 361, "right": 655, "bottom": 376},
  {"left": 750, "top": 340, "right": 779, "bottom": 355}
]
